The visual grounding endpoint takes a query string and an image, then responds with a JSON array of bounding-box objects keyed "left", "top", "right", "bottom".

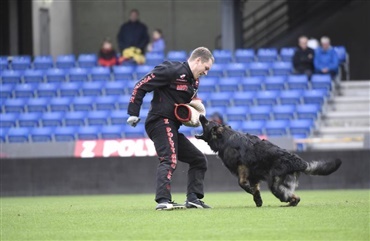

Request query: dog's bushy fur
[{"left": 196, "top": 115, "right": 342, "bottom": 207}]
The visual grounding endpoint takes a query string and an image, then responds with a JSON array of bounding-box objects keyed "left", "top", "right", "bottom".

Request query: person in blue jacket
[
  {"left": 314, "top": 36, "right": 339, "bottom": 79},
  {"left": 147, "top": 29, "right": 166, "bottom": 53}
]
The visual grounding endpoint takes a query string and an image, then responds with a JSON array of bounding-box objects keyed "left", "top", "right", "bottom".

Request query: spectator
[
  {"left": 117, "top": 9, "right": 149, "bottom": 54},
  {"left": 210, "top": 112, "right": 224, "bottom": 125},
  {"left": 314, "top": 36, "right": 339, "bottom": 79},
  {"left": 98, "top": 38, "right": 119, "bottom": 67},
  {"left": 292, "top": 35, "right": 315, "bottom": 78},
  {"left": 147, "top": 29, "right": 166, "bottom": 53}
]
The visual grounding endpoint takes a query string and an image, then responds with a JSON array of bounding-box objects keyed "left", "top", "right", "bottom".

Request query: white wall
[{"left": 32, "top": 0, "right": 73, "bottom": 58}]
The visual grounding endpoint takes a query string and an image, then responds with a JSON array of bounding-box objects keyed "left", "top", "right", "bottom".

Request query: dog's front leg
[
  {"left": 237, "top": 165, "right": 253, "bottom": 194},
  {"left": 249, "top": 182, "right": 263, "bottom": 207}
]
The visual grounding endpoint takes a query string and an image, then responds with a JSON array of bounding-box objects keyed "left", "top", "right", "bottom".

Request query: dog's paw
[{"left": 254, "top": 196, "right": 263, "bottom": 207}]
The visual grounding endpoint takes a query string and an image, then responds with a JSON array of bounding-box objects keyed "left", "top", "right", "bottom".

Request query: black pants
[{"left": 145, "top": 116, "right": 208, "bottom": 203}]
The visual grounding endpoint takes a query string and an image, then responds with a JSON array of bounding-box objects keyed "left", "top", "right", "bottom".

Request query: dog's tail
[{"left": 304, "top": 159, "right": 342, "bottom": 176}]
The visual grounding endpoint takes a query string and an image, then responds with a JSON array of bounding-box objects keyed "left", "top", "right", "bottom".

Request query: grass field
[{"left": 1, "top": 190, "right": 369, "bottom": 240}]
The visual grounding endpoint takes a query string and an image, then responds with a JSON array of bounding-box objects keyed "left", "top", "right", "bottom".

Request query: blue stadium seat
[
  {"left": 0, "top": 57, "right": 8, "bottom": 70},
  {"left": 27, "top": 97, "right": 50, "bottom": 112},
  {"left": 145, "top": 52, "right": 164, "bottom": 66},
  {"left": 241, "top": 120, "right": 265, "bottom": 135},
  {"left": 14, "top": 83, "right": 37, "bottom": 98},
  {"left": 302, "top": 89, "right": 327, "bottom": 105},
  {"left": 0, "top": 83, "right": 14, "bottom": 98},
  {"left": 241, "top": 77, "right": 264, "bottom": 91},
  {"left": 7, "top": 127, "right": 30, "bottom": 142},
  {"left": 45, "top": 68, "right": 67, "bottom": 82},
  {"left": 279, "top": 47, "right": 296, "bottom": 62},
  {"left": 33, "top": 55, "right": 54, "bottom": 70},
  {"left": 213, "top": 49, "right": 233, "bottom": 63},
  {"left": 41, "top": 112, "right": 64, "bottom": 127},
  {"left": 248, "top": 62, "right": 271, "bottom": 76},
  {"left": 49, "top": 97, "right": 72, "bottom": 112},
  {"left": 208, "top": 92, "right": 233, "bottom": 107},
  {"left": 166, "top": 50, "right": 187, "bottom": 62},
  {"left": 271, "top": 62, "right": 292, "bottom": 76},
  {"left": 110, "top": 110, "right": 128, "bottom": 125},
  {"left": 205, "top": 107, "right": 226, "bottom": 119},
  {"left": 333, "top": 46, "right": 346, "bottom": 63},
  {"left": 4, "top": 98, "right": 26, "bottom": 113},
  {"left": 226, "top": 106, "right": 249, "bottom": 121},
  {"left": 279, "top": 90, "right": 303, "bottom": 105},
  {"left": 55, "top": 54, "right": 76, "bottom": 69},
  {"left": 141, "top": 93, "right": 153, "bottom": 110},
  {"left": 287, "top": 75, "right": 309, "bottom": 89},
  {"left": 37, "top": 83, "right": 59, "bottom": 97},
  {"left": 54, "top": 126, "right": 76, "bottom": 141},
  {"left": 59, "top": 82, "right": 81, "bottom": 97},
  {"left": 104, "top": 81, "right": 126, "bottom": 96},
  {"left": 264, "top": 76, "right": 286, "bottom": 90},
  {"left": 225, "top": 63, "right": 247, "bottom": 77},
  {"left": 23, "top": 69, "right": 44, "bottom": 83},
  {"left": 248, "top": 106, "right": 272, "bottom": 121},
  {"left": 86, "top": 111, "right": 109, "bottom": 126},
  {"left": 232, "top": 91, "right": 255, "bottom": 106},
  {"left": 198, "top": 77, "right": 218, "bottom": 92},
  {"left": 196, "top": 92, "right": 209, "bottom": 103},
  {"left": 178, "top": 125, "right": 194, "bottom": 137},
  {"left": 289, "top": 119, "right": 314, "bottom": 136},
  {"left": 227, "top": 120, "right": 243, "bottom": 131},
  {"left": 0, "top": 113, "right": 18, "bottom": 127},
  {"left": 81, "top": 81, "right": 104, "bottom": 96},
  {"left": 126, "top": 81, "right": 137, "bottom": 94},
  {"left": 0, "top": 128, "right": 8, "bottom": 142},
  {"left": 272, "top": 105, "right": 296, "bottom": 120},
  {"left": 100, "top": 125, "right": 123, "bottom": 139},
  {"left": 124, "top": 123, "right": 146, "bottom": 138},
  {"left": 90, "top": 66, "right": 111, "bottom": 81},
  {"left": 255, "top": 90, "right": 280, "bottom": 106},
  {"left": 30, "top": 127, "right": 54, "bottom": 142},
  {"left": 64, "top": 111, "right": 87, "bottom": 126},
  {"left": 18, "top": 112, "right": 41, "bottom": 127},
  {"left": 206, "top": 63, "right": 225, "bottom": 78},
  {"left": 77, "top": 126, "right": 100, "bottom": 140},
  {"left": 11, "top": 56, "right": 31, "bottom": 70},
  {"left": 257, "top": 48, "right": 278, "bottom": 62},
  {"left": 1, "top": 70, "right": 22, "bottom": 84},
  {"left": 68, "top": 68, "right": 89, "bottom": 82},
  {"left": 265, "top": 120, "right": 289, "bottom": 136},
  {"left": 113, "top": 65, "right": 135, "bottom": 80},
  {"left": 77, "top": 54, "right": 97, "bottom": 68},
  {"left": 296, "top": 104, "right": 320, "bottom": 120},
  {"left": 234, "top": 49, "right": 255, "bottom": 63},
  {"left": 72, "top": 96, "right": 95, "bottom": 111},
  {"left": 117, "top": 95, "right": 131, "bottom": 110},
  {"left": 95, "top": 96, "right": 117, "bottom": 111},
  {"left": 218, "top": 77, "right": 241, "bottom": 92},
  {"left": 135, "top": 65, "right": 154, "bottom": 79},
  {"left": 311, "top": 74, "right": 332, "bottom": 90}
]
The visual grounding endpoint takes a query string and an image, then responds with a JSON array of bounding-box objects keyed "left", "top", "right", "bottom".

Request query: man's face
[
  {"left": 193, "top": 58, "right": 213, "bottom": 79},
  {"left": 321, "top": 41, "right": 330, "bottom": 50},
  {"left": 298, "top": 37, "right": 308, "bottom": 49},
  {"left": 129, "top": 11, "right": 138, "bottom": 22}
]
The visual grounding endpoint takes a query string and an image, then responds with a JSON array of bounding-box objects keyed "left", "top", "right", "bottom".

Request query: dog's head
[{"left": 195, "top": 115, "right": 229, "bottom": 150}]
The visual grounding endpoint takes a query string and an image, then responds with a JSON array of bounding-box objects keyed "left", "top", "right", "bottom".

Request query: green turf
[{"left": 1, "top": 190, "right": 369, "bottom": 240}]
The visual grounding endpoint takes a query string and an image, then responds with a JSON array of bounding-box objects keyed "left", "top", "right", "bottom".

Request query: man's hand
[{"left": 127, "top": 116, "right": 140, "bottom": 127}]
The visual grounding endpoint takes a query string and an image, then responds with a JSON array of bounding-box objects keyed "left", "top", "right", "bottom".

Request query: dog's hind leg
[
  {"left": 268, "top": 173, "right": 300, "bottom": 207},
  {"left": 237, "top": 165, "right": 263, "bottom": 207}
]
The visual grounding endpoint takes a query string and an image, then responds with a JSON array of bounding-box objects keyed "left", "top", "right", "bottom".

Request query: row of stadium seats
[
  {"left": 0, "top": 46, "right": 347, "bottom": 71},
  {"left": 1, "top": 75, "right": 332, "bottom": 99},
  {"left": 0, "top": 104, "right": 321, "bottom": 129},
  {"left": 0, "top": 119, "right": 314, "bottom": 143}
]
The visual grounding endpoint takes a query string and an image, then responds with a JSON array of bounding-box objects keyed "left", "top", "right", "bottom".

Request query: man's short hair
[
  {"left": 130, "top": 9, "right": 139, "bottom": 15},
  {"left": 189, "top": 47, "right": 215, "bottom": 63},
  {"left": 320, "top": 36, "right": 331, "bottom": 44}
]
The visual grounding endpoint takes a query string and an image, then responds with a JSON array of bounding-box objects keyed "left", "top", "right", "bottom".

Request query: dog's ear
[{"left": 215, "top": 126, "right": 224, "bottom": 138}]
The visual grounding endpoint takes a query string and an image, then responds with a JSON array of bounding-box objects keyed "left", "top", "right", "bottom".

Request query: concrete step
[
  {"left": 303, "top": 134, "right": 365, "bottom": 150},
  {"left": 338, "top": 89, "right": 370, "bottom": 97},
  {"left": 324, "top": 112, "right": 370, "bottom": 119},
  {"left": 321, "top": 118, "right": 370, "bottom": 127},
  {"left": 316, "top": 126, "right": 370, "bottom": 135},
  {"left": 340, "top": 81, "right": 370, "bottom": 89},
  {"left": 308, "top": 141, "right": 364, "bottom": 150}
]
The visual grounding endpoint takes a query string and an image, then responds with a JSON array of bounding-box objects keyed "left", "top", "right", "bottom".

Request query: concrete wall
[
  {"left": 1, "top": 150, "right": 369, "bottom": 197},
  {"left": 71, "top": 0, "right": 221, "bottom": 54},
  {"left": 32, "top": 0, "right": 73, "bottom": 58}
]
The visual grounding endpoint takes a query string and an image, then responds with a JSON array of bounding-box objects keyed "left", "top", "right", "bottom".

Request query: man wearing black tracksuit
[{"left": 127, "top": 47, "right": 214, "bottom": 210}]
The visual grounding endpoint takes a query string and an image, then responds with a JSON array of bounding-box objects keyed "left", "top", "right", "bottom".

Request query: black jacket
[
  {"left": 127, "top": 61, "right": 199, "bottom": 123},
  {"left": 292, "top": 47, "right": 314, "bottom": 72},
  {"left": 117, "top": 20, "right": 149, "bottom": 53}
]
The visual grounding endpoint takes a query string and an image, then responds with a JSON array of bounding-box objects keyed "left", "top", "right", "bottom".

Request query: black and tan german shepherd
[{"left": 195, "top": 115, "right": 342, "bottom": 207}]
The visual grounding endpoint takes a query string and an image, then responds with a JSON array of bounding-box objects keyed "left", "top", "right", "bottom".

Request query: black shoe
[
  {"left": 185, "top": 199, "right": 211, "bottom": 209},
  {"left": 155, "top": 201, "right": 186, "bottom": 211}
]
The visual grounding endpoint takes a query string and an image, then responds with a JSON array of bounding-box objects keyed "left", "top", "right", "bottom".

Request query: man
[
  {"left": 117, "top": 9, "right": 149, "bottom": 54},
  {"left": 127, "top": 47, "right": 214, "bottom": 210},
  {"left": 314, "top": 36, "right": 339, "bottom": 79},
  {"left": 292, "top": 35, "right": 315, "bottom": 77}
]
